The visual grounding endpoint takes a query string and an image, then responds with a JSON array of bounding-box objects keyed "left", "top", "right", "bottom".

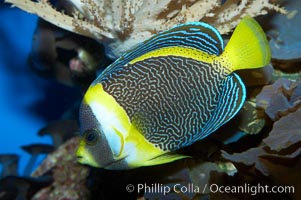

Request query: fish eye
[{"left": 84, "top": 129, "right": 99, "bottom": 145}]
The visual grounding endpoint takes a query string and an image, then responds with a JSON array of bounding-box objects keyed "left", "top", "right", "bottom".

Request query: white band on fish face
[{"left": 89, "top": 101, "right": 126, "bottom": 158}]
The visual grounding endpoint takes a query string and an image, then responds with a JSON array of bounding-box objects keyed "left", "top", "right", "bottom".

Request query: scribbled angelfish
[{"left": 76, "top": 16, "right": 271, "bottom": 169}]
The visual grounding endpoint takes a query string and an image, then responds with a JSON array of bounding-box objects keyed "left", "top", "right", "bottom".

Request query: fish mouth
[
  {"left": 76, "top": 145, "right": 100, "bottom": 167},
  {"left": 76, "top": 155, "right": 83, "bottom": 162},
  {"left": 76, "top": 154, "right": 88, "bottom": 165}
]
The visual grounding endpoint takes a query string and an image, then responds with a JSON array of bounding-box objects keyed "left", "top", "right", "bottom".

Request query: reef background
[{"left": 1, "top": 0, "right": 300, "bottom": 200}]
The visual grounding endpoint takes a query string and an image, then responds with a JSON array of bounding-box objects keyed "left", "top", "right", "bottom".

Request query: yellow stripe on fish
[
  {"left": 77, "top": 84, "right": 187, "bottom": 169},
  {"left": 76, "top": 16, "right": 271, "bottom": 170},
  {"left": 129, "top": 46, "right": 217, "bottom": 68}
]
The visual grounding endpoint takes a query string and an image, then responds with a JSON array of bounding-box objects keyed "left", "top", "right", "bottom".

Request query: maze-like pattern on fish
[
  {"left": 98, "top": 22, "right": 223, "bottom": 77},
  {"left": 101, "top": 56, "right": 227, "bottom": 151}
]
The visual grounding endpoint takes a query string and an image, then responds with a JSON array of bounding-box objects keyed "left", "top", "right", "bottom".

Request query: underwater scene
[{"left": 0, "top": 0, "right": 300, "bottom": 199}]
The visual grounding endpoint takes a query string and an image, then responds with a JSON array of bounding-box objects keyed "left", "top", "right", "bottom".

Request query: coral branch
[
  {"left": 5, "top": 0, "right": 114, "bottom": 40},
  {"left": 5, "top": 0, "right": 286, "bottom": 58},
  {"left": 205, "top": 0, "right": 287, "bottom": 34}
]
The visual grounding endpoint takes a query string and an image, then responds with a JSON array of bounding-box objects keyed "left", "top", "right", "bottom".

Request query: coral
[
  {"left": 256, "top": 78, "right": 301, "bottom": 121},
  {"left": 236, "top": 100, "right": 266, "bottom": 135},
  {"left": 2, "top": 1, "right": 300, "bottom": 200},
  {"left": 222, "top": 145, "right": 270, "bottom": 176},
  {"left": 272, "top": 69, "right": 301, "bottom": 82},
  {"left": 222, "top": 126, "right": 301, "bottom": 175},
  {"left": 265, "top": 0, "right": 301, "bottom": 61},
  {"left": 31, "top": 137, "right": 90, "bottom": 200},
  {"left": 5, "top": 0, "right": 286, "bottom": 58},
  {"left": 30, "top": 18, "right": 106, "bottom": 87},
  {"left": 238, "top": 64, "right": 274, "bottom": 87},
  {"left": 263, "top": 108, "right": 301, "bottom": 151},
  {"left": 221, "top": 77, "right": 301, "bottom": 199}
]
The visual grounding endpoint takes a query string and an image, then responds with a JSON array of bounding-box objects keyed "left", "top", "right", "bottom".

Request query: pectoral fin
[{"left": 143, "top": 153, "right": 189, "bottom": 167}]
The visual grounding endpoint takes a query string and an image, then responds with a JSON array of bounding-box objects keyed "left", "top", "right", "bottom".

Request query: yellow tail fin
[{"left": 218, "top": 16, "right": 271, "bottom": 73}]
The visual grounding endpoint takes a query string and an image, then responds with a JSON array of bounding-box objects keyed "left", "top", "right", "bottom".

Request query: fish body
[{"left": 76, "top": 16, "right": 271, "bottom": 169}]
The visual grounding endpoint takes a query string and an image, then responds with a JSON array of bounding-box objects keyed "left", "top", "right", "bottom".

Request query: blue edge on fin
[
  {"left": 200, "top": 73, "right": 246, "bottom": 140},
  {"left": 100, "top": 22, "right": 224, "bottom": 78}
]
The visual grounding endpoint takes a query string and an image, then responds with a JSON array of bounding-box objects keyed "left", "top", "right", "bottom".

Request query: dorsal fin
[
  {"left": 126, "top": 22, "right": 224, "bottom": 60},
  {"left": 199, "top": 73, "right": 246, "bottom": 139},
  {"left": 97, "top": 22, "right": 224, "bottom": 80}
]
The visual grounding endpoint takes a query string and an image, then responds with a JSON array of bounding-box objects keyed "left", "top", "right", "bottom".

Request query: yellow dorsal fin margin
[{"left": 216, "top": 16, "right": 271, "bottom": 73}]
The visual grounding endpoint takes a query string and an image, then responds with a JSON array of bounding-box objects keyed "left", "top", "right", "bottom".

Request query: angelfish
[{"left": 76, "top": 16, "right": 271, "bottom": 169}]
